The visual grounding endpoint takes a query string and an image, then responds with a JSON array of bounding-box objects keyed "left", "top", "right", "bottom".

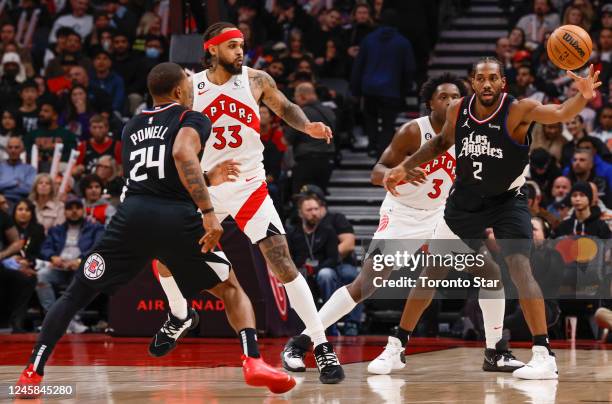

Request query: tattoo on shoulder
[{"left": 249, "top": 70, "right": 276, "bottom": 93}]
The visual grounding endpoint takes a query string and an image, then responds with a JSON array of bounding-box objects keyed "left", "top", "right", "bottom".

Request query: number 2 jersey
[
  {"left": 121, "top": 102, "right": 211, "bottom": 204},
  {"left": 191, "top": 66, "right": 264, "bottom": 179}
]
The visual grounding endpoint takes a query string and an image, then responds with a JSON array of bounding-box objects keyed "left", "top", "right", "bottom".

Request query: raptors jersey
[
  {"left": 192, "top": 67, "right": 264, "bottom": 178},
  {"left": 387, "top": 116, "right": 456, "bottom": 210}
]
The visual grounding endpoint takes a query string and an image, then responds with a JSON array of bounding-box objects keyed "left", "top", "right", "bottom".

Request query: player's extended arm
[
  {"left": 252, "top": 69, "right": 332, "bottom": 143},
  {"left": 522, "top": 64, "right": 601, "bottom": 124},
  {"left": 383, "top": 100, "right": 460, "bottom": 196},
  {"left": 371, "top": 121, "right": 421, "bottom": 186}
]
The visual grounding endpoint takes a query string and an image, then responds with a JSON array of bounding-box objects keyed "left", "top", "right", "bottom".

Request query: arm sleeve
[{"left": 180, "top": 111, "right": 212, "bottom": 145}]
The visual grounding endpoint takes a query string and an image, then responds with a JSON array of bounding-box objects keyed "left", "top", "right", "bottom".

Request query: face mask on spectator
[
  {"left": 102, "top": 40, "right": 112, "bottom": 52},
  {"left": 3, "top": 67, "right": 18, "bottom": 79},
  {"left": 145, "top": 47, "right": 160, "bottom": 59}
]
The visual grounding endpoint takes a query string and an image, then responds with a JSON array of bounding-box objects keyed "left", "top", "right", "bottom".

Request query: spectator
[
  {"left": 592, "top": 104, "right": 612, "bottom": 146},
  {"left": 525, "top": 180, "right": 560, "bottom": 229},
  {"left": 45, "top": 30, "right": 93, "bottom": 79},
  {"left": 508, "top": 27, "right": 528, "bottom": 53},
  {"left": 515, "top": 0, "right": 560, "bottom": 50},
  {"left": 43, "top": 27, "right": 76, "bottom": 71},
  {"left": 548, "top": 175, "right": 572, "bottom": 208},
  {"left": 285, "top": 82, "right": 335, "bottom": 194},
  {"left": 351, "top": 9, "right": 415, "bottom": 157},
  {"left": 0, "top": 52, "right": 26, "bottom": 110},
  {"left": 0, "top": 22, "right": 35, "bottom": 78},
  {"left": 111, "top": 32, "right": 147, "bottom": 115},
  {"left": 264, "top": 58, "right": 286, "bottom": 89},
  {"left": 13, "top": 199, "right": 45, "bottom": 265},
  {"left": 282, "top": 29, "right": 313, "bottom": 78},
  {"left": 509, "top": 64, "right": 546, "bottom": 102},
  {"left": 49, "top": 0, "right": 94, "bottom": 43},
  {"left": 141, "top": 35, "right": 166, "bottom": 69},
  {"left": 317, "top": 38, "right": 347, "bottom": 79},
  {"left": 307, "top": 8, "right": 344, "bottom": 60},
  {"left": 562, "top": 5, "right": 589, "bottom": 31},
  {"left": 89, "top": 49, "right": 125, "bottom": 114},
  {"left": 529, "top": 148, "right": 562, "bottom": 205},
  {"left": 589, "top": 181, "right": 612, "bottom": 221},
  {"left": 30, "top": 173, "right": 65, "bottom": 233},
  {"left": 561, "top": 115, "right": 610, "bottom": 167},
  {"left": 0, "top": 136, "right": 36, "bottom": 206},
  {"left": 80, "top": 174, "right": 115, "bottom": 225},
  {"left": 37, "top": 196, "right": 104, "bottom": 332},
  {"left": 554, "top": 181, "right": 612, "bottom": 238},
  {"left": 564, "top": 148, "right": 612, "bottom": 207},
  {"left": 68, "top": 65, "right": 112, "bottom": 112},
  {"left": 105, "top": 0, "right": 140, "bottom": 39},
  {"left": 600, "top": 28, "right": 612, "bottom": 63},
  {"left": 344, "top": 3, "right": 374, "bottom": 60},
  {"left": 0, "top": 192, "right": 8, "bottom": 212},
  {"left": 287, "top": 195, "right": 340, "bottom": 335},
  {"left": 24, "top": 98, "right": 78, "bottom": 165},
  {"left": 59, "top": 85, "right": 94, "bottom": 140},
  {"left": 495, "top": 37, "right": 514, "bottom": 77},
  {"left": 0, "top": 201, "right": 35, "bottom": 333},
  {"left": 74, "top": 114, "right": 121, "bottom": 177},
  {"left": 18, "top": 80, "right": 39, "bottom": 133},
  {"left": 46, "top": 54, "right": 79, "bottom": 95},
  {"left": 531, "top": 122, "right": 567, "bottom": 165},
  {"left": 564, "top": 81, "right": 597, "bottom": 130},
  {"left": 0, "top": 109, "right": 24, "bottom": 160},
  {"left": 94, "top": 155, "right": 123, "bottom": 197}
]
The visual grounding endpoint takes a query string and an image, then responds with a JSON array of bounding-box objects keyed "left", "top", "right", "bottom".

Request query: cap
[
  {"left": 571, "top": 181, "right": 593, "bottom": 204},
  {"left": 603, "top": 4, "right": 612, "bottom": 13},
  {"left": 65, "top": 195, "right": 84, "bottom": 208},
  {"left": 297, "top": 184, "right": 326, "bottom": 201},
  {"left": 1, "top": 52, "right": 21, "bottom": 65}
]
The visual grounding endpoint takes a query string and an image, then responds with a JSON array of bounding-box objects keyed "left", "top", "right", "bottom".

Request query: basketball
[{"left": 547, "top": 24, "right": 592, "bottom": 70}]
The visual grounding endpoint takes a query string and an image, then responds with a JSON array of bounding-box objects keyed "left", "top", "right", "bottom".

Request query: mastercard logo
[{"left": 556, "top": 237, "right": 599, "bottom": 264}]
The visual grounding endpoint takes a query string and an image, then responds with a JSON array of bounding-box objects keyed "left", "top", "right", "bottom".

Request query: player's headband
[{"left": 203, "top": 29, "right": 244, "bottom": 50}]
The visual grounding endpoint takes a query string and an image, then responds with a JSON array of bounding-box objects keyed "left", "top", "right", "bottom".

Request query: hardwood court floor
[{"left": 0, "top": 335, "right": 609, "bottom": 403}]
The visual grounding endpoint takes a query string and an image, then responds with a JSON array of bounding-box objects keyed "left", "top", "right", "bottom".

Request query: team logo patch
[
  {"left": 198, "top": 81, "right": 205, "bottom": 89},
  {"left": 84, "top": 253, "right": 106, "bottom": 280},
  {"left": 376, "top": 213, "right": 390, "bottom": 233},
  {"left": 424, "top": 132, "right": 432, "bottom": 140}
]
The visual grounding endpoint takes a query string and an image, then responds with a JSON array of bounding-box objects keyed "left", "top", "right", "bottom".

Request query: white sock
[
  {"left": 159, "top": 275, "right": 188, "bottom": 320},
  {"left": 479, "top": 287, "right": 505, "bottom": 349},
  {"left": 302, "top": 286, "right": 357, "bottom": 337},
  {"left": 283, "top": 274, "right": 327, "bottom": 346}
]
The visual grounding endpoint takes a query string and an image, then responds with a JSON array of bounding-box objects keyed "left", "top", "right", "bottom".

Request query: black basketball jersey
[
  {"left": 454, "top": 93, "right": 531, "bottom": 197},
  {"left": 121, "top": 102, "right": 211, "bottom": 203}
]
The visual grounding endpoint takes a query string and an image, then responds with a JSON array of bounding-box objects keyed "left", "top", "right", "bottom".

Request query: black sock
[
  {"left": 533, "top": 334, "right": 553, "bottom": 354},
  {"left": 239, "top": 328, "right": 260, "bottom": 358},
  {"left": 28, "top": 343, "right": 52, "bottom": 375},
  {"left": 395, "top": 327, "right": 412, "bottom": 347}
]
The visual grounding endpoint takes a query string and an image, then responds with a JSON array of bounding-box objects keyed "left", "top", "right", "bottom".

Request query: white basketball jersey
[
  {"left": 386, "top": 116, "right": 456, "bottom": 210},
  {"left": 192, "top": 67, "right": 264, "bottom": 178}
]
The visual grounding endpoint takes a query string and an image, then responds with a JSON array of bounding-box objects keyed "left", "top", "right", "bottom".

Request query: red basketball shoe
[
  {"left": 16, "top": 364, "right": 43, "bottom": 398},
  {"left": 242, "top": 355, "right": 296, "bottom": 394}
]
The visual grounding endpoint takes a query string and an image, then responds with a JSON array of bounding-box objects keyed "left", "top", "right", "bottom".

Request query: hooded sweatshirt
[{"left": 554, "top": 208, "right": 612, "bottom": 239}]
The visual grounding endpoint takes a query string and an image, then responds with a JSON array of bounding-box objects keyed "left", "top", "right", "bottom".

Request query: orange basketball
[{"left": 547, "top": 24, "right": 592, "bottom": 70}]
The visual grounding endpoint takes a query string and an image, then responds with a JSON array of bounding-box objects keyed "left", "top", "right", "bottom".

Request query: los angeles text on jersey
[
  {"left": 457, "top": 131, "right": 503, "bottom": 159},
  {"left": 128, "top": 125, "right": 170, "bottom": 146}
]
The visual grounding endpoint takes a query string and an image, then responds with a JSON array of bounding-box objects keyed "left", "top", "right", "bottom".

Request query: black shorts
[
  {"left": 75, "top": 195, "right": 231, "bottom": 295},
  {"left": 444, "top": 187, "right": 532, "bottom": 257}
]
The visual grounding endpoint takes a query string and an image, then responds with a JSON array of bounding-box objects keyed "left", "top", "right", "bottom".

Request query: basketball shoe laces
[
  {"left": 315, "top": 348, "right": 339, "bottom": 369},
  {"left": 161, "top": 316, "right": 185, "bottom": 338},
  {"left": 498, "top": 349, "right": 518, "bottom": 362}
]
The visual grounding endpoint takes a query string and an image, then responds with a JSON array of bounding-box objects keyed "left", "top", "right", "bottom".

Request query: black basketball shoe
[
  {"left": 281, "top": 334, "right": 311, "bottom": 372},
  {"left": 482, "top": 339, "right": 525, "bottom": 372},
  {"left": 149, "top": 308, "right": 199, "bottom": 357},
  {"left": 314, "top": 342, "right": 345, "bottom": 384}
]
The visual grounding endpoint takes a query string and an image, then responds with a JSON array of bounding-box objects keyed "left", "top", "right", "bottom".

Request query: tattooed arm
[
  {"left": 249, "top": 68, "right": 332, "bottom": 143},
  {"left": 173, "top": 126, "right": 222, "bottom": 252}
]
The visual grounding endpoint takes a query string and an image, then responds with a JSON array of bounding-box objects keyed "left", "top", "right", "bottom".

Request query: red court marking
[{"left": 0, "top": 335, "right": 608, "bottom": 368}]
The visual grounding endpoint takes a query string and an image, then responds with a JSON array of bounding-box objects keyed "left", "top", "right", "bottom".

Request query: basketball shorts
[
  {"left": 209, "top": 178, "right": 285, "bottom": 243},
  {"left": 373, "top": 198, "right": 444, "bottom": 240},
  {"left": 444, "top": 187, "right": 533, "bottom": 257},
  {"left": 75, "top": 195, "right": 232, "bottom": 296}
]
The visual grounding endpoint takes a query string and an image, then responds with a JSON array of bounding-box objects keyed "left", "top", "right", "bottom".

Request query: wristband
[
  {"left": 202, "top": 207, "right": 215, "bottom": 215},
  {"left": 204, "top": 172, "right": 211, "bottom": 187}
]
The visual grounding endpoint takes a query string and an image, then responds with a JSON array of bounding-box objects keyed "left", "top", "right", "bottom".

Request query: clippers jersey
[
  {"left": 192, "top": 67, "right": 264, "bottom": 178},
  {"left": 454, "top": 93, "right": 530, "bottom": 197},
  {"left": 387, "top": 116, "right": 456, "bottom": 210},
  {"left": 121, "top": 103, "right": 211, "bottom": 204}
]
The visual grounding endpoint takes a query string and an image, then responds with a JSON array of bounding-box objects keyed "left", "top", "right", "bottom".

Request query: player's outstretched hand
[
  {"left": 208, "top": 159, "right": 241, "bottom": 185},
  {"left": 200, "top": 212, "right": 223, "bottom": 253},
  {"left": 567, "top": 64, "right": 602, "bottom": 100},
  {"left": 383, "top": 166, "right": 427, "bottom": 196},
  {"left": 304, "top": 122, "right": 333, "bottom": 144}
]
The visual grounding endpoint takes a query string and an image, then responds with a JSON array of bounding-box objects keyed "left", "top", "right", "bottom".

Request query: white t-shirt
[{"left": 48, "top": 14, "right": 93, "bottom": 43}]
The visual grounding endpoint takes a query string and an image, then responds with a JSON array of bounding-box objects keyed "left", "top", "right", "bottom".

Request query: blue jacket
[
  {"left": 41, "top": 220, "right": 105, "bottom": 260},
  {"left": 90, "top": 71, "right": 125, "bottom": 113},
  {"left": 350, "top": 26, "right": 415, "bottom": 100},
  {"left": 562, "top": 154, "right": 612, "bottom": 187},
  {"left": 0, "top": 161, "right": 36, "bottom": 204}
]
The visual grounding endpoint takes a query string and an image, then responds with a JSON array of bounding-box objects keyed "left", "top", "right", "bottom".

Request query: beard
[
  {"left": 66, "top": 217, "right": 84, "bottom": 225},
  {"left": 219, "top": 57, "right": 242, "bottom": 75}
]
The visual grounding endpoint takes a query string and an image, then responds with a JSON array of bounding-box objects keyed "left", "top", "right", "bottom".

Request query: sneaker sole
[
  {"left": 482, "top": 362, "right": 524, "bottom": 373},
  {"left": 367, "top": 362, "right": 406, "bottom": 375},
  {"left": 319, "top": 366, "right": 345, "bottom": 384},
  {"left": 512, "top": 369, "right": 559, "bottom": 380},
  {"left": 148, "top": 311, "right": 200, "bottom": 358}
]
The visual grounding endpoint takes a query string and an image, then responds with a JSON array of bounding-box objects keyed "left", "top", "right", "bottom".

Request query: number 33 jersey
[
  {"left": 387, "top": 116, "right": 456, "bottom": 210},
  {"left": 121, "top": 103, "right": 211, "bottom": 204},
  {"left": 192, "top": 66, "right": 265, "bottom": 179}
]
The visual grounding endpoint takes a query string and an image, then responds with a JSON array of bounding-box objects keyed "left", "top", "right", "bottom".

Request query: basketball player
[
  {"left": 150, "top": 22, "right": 344, "bottom": 384},
  {"left": 384, "top": 59, "right": 601, "bottom": 379},
  {"left": 281, "top": 74, "right": 523, "bottom": 375},
  {"left": 16, "top": 63, "right": 296, "bottom": 395}
]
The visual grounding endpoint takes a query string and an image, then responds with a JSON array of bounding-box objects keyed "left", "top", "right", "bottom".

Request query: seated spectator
[
  {"left": 282, "top": 29, "right": 314, "bottom": 79},
  {"left": 18, "top": 80, "right": 39, "bottom": 133},
  {"left": 0, "top": 136, "right": 36, "bottom": 206},
  {"left": 529, "top": 148, "right": 561, "bottom": 204},
  {"left": 48, "top": 0, "right": 94, "bottom": 43},
  {"left": 589, "top": 181, "right": 612, "bottom": 221},
  {"left": 75, "top": 114, "right": 121, "bottom": 176},
  {"left": 563, "top": 148, "right": 612, "bottom": 207},
  {"left": 89, "top": 49, "right": 125, "bottom": 115},
  {"left": 264, "top": 58, "right": 287, "bottom": 90},
  {"left": 0, "top": 201, "right": 35, "bottom": 333},
  {"left": 531, "top": 122, "right": 567, "bottom": 165},
  {"left": 562, "top": 5, "right": 589, "bottom": 31},
  {"left": 526, "top": 181, "right": 560, "bottom": 229},
  {"left": 0, "top": 192, "right": 9, "bottom": 212},
  {"left": 94, "top": 155, "right": 123, "bottom": 196},
  {"left": 547, "top": 175, "right": 572, "bottom": 214},
  {"left": 344, "top": 3, "right": 375, "bottom": 60},
  {"left": 285, "top": 82, "right": 336, "bottom": 194},
  {"left": 0, "top": 52, "right": 26, "bottom": 111},
  {"left": 495, "top": 37, "right": 515, "bottom": 78},
  {"left": 13, "top": 199, "right": 45, "bottom": 266},
  {"left": 111, "top": 32, "right": 147, "bottom": 115},
  {"left": 0, "top": 22, "right": 35, "bottom": 78},
  {"left": 37, "top": 196, "right": 104, "bottom": 332},
  {"left": 509, "top": 64, "right": 546, "bottom": 102},
  {"left": 30, "top": 173, "right": 65, "bottom": 233},
  {"left": 46, "top": 54, "right": 79, "bottom": 95},
  {"left": 80, "top": 174, "right": 115, "bottom": 225},
  {"left": 317, "top": 38, "right": 347, "bottom": 79},
  {"left": 307, "top": 8, "right": 344, "bottom": 61},
  {"left": 554, "top": 181, "right": 612, "bottom": 238},
  {"left": 515, "top": 0, "right": 560, "bottom": 50},
  {"left": 0, "top": 109, "right": 24, "bottom": 160},
  {"left": 591, "top": 104, "right": 612, "bottom": 147},
  {"left": 45, "top": 30, "right": 93, "bottom": 79},
  {"left": 69, "top": 65, "right": 113, "bottom": 114},
  {"left": 561, "top": 115, "right": 610, "bottom": 167},
  {"left": 599, "top": 28, "right": 612, "bottom": 63},
  {"left": 59, "top": 85, "right": 95, "bottom": 140},
  {"left": 24, "top": 98, "right": 78, "bottom": 166}
]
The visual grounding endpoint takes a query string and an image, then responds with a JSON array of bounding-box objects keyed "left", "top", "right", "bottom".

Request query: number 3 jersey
[
  {"left": 121, "top": 103, "right": 211, "bottom": 204},
  {"left": 386, "top": 116, "right": 456, "bottom": 210},
  {"left": 191, "top": 66, "right": 264, "bottom": 179}
]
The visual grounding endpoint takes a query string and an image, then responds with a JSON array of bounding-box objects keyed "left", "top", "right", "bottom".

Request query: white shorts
[
  {"left": 373, "top": 199, "right": 444, "bottom": 240},
  {"left": 210, "top": 178, "right": 285, "bottom": 243}
]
